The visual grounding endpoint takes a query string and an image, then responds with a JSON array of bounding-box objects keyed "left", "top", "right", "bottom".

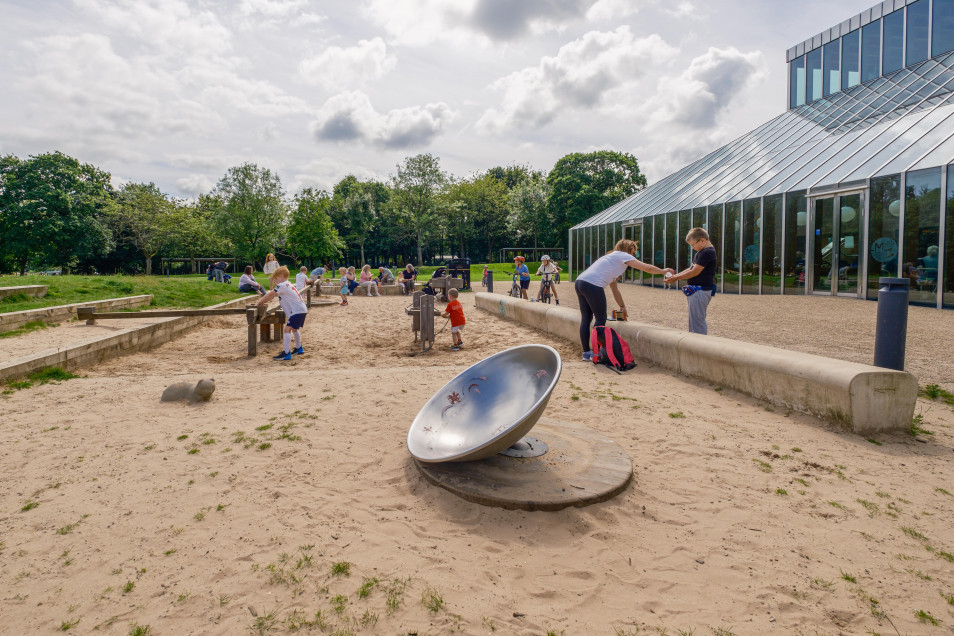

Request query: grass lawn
[{"left": 0, "top": 274, "right": 253, "bottom": 314}]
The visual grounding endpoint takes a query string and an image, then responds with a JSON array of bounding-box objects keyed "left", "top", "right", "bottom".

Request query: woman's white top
[
  {"left": 576, "top": 251, "right": 634, "bottom": 288},
  {"left": 263, "top": 260, "right": 278, "bottom": 275}
]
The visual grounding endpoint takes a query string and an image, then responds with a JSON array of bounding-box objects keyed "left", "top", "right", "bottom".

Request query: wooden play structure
[
  {"left": 77, "top": 282, "right": 332, "bottom": 357},
  {"left": 404, "top": 291, "right": 441, "bottom": 352},
  {"left": 425, "top": 275, "right": 463, "bottom": 302}
]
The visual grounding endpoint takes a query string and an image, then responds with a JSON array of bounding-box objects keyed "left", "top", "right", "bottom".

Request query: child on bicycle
[
  {"left": 535, "top": 255, "right": 560, "bottom": 305},
  {"left": 514, "top": 256, "right": 530, "bottom": 300}
]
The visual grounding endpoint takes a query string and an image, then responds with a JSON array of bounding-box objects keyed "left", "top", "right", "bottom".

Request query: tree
[
  {"left": 390, "top": 154, "right": 448, "bottom": 266},
  {"left": 165, "top": 195, "right": 233, "bottom": 271},
  {"left": 547, "top": 150, "right": 647, "bottom": 250},
  {"left": 286, "top": 188, "right": 345, "bottom": 266},
  {"left": 213, "top": 163, "right": 286, "bottom": 268},
  {"left": 508, "top": 175, "right": 551, "bottom": 250},
  {"left": 448, "top": 174, "right": 509, "bottom": 261},
  {"left": 0, "top": 151, "right": 113, "bottom": 274},
  {"left": 110, "top": 182, "right": 176, "bottom": 275}
]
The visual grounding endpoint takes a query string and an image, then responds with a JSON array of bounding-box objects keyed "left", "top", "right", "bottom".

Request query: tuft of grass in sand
[
  {"left": 909, "top": 413, "right": 934, "bottom": 437},
  {"left": 840, "top": 571, "right": 857, "bottom": 583},
  {"left": 21, "top": 501, "right": 39, "bottom": 512},
  {"left": 357, "top": 577, "right": 379, "bottom": 599},
  {"left": 4, "top": 366, "right": 79, "bottom": 392},
  {"left": 385, "top": 578, "right": 407, "bottom": 615},
  {"left": 752, "top": 459, "right": 772, "bottom": 473},
  {"left": 421, "top": 586, "right": 444, "bottom": 613},
  {"left": 915, "top": 609, "right": 939, "bottom": 625},
  {"left": 128, "top": 625, "right": 151, "bottom": 636},
  {"left": 60, "top": 618, "right": 79, "bottom": 631},
  {"left": 330, "top": 561, "right": 351, "bottom": 577},
  {"left": 668, "top": 411, "right": 685, "bottom": 419}
]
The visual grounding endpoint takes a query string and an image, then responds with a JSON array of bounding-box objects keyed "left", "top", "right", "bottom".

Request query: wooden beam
[{"left": 75, "top": 308, "right": 252, "bottom": 319}]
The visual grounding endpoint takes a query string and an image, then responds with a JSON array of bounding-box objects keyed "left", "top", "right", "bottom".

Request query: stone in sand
[{"left": 161, "top": 379, "right": 215, "bottom": 403}]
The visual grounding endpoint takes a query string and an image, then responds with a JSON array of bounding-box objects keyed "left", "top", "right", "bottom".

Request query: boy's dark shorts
[
  {"left": 520, "top": 279, "right": 530, "bottom": 290},
  {"left": 287, "top": 313, "right": 307, "bottom": 329}
]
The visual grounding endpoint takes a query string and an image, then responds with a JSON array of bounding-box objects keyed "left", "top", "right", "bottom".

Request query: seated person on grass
[{"left": 239, "top": 266, "right": 266, "bottom": 296}]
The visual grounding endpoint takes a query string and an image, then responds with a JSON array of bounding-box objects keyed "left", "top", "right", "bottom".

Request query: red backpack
[{"left": 590, "top": 325, "right": 637, "bottom": 373}]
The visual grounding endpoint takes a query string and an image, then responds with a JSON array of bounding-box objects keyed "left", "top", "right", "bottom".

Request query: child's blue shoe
[
  {"left": 293, "top": 347, "right": 304, "bottom": 355},
  {"left": 273, "top": 350, "right": 291, "bottom": 361}
]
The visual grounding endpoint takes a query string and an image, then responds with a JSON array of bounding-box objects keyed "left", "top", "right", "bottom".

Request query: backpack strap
[
  {"left": 603, "top": 331, "right": 622, "bottom": 369},
  {"left": 590, "top": 326, "right": 601, "bottom": 361}
]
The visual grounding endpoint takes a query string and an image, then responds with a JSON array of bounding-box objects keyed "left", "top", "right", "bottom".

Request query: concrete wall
[
  {"left": 0, "top": 285, "right": 48, "bottom": 300},
  {"left": 0, "top": 296, "right": 255, "bottom": 381},
  {"left": 0, "top": 295, "right": 153, "bottom": 334},
  {"left": 475, "top": 292, "right": 917, "bottom": 434},
  {"left": 319, "top": 282, "right": 419, "bottom": 296}
]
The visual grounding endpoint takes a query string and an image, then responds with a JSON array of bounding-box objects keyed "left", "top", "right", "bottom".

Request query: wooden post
[
  {"left": 246, "top": 307, "right": 258, "bottom": 356},
  {"left": 260, "top": 323, "right": 270, "bottom": 342},
  {"left": 305, "top": 284, "right": 312, "bottom": 308},
  {"left": 77, "top": 306, "right": 96, "bottom": 325},
  {"left": 420, "top": 294, "right": 435, "bottom": 351},
  {"left": 273, "top": 311, "right": 284, "bottom": 341},
  {"left": 412, "top": 291, "right": 422, "bottom": 339}
]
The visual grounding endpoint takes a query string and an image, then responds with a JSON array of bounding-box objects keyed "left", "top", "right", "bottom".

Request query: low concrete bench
[
  {"left": 0, "top": 285, "right": 48, "bottom": 300},
  {"left": 319, "top": 282, "right": 419, "bottom": 296},
  {"left": 0, "top": 294, "right": 153, "bottom": 334},
  {"left": 475, "top": 292, "right": 917, "bottom": 434}
]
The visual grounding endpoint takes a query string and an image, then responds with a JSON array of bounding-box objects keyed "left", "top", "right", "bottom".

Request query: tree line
[{"left": 0, "top": 149, "right": 647, "bottom": 275}]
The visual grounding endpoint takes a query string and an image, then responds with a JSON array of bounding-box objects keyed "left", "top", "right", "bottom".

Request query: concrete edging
[
  {"left": 0, "top": 295, "right": 256, "bottom": 381},
  {"left": 0, "top": 285, "right": 48, "bottom": 300},
  {"left": 475, "top": 292, "right": 917, "bottom": 434},
  {"left": 0, "top": 294, "right": 153, "bottom": 334}
]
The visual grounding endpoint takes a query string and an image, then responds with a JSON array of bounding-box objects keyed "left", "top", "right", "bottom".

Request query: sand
[{"left": 1, "top": 290, "right": 953, "bottom": 635}]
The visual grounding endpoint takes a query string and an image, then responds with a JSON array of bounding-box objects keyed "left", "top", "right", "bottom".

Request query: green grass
[
  {"left": 414, "top": 260, "right": 569, "bottom": 288},
  {"left": 915, "top": 609, "right": 939, "bottom": 625},
  {"left": 0, "top": 274, "right": 250, "bottom": 314},
  {"left": 4, "top": 366, "right": 79, "bottom": 392},
  {"left": 0, "top": 319, "right": 55, "bottom": 339}
]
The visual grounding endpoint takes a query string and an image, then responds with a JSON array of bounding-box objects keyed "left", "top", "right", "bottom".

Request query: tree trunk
[
  {"left": 417, "top": 230, "right": 423, "bottom": 268},
  {"left": 145, "top": 257, "right": 152, "bottom": 276},
  {"left": 360, "top": 243, "right": 365, "bottom": 265}
]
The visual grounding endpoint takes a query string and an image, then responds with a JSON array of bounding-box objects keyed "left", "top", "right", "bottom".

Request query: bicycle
[
  {"left": 539, "top": 273, "right": 554, "bottom": 304},
  {"left": 504, "top": 272, "right": 521, "bottom": 298}
]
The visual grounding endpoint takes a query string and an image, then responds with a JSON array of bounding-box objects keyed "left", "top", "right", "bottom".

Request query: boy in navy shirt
[{"left": 666, "top": 228, "right": 717, "bottom": 335}]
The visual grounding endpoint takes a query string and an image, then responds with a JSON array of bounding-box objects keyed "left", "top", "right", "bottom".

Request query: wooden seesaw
[{"left": 77, "top": 282, "right": 334, "bottom": 357}]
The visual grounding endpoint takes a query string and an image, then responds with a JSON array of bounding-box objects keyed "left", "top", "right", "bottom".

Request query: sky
[{"left": 0, "top": 0, "right": 880, "bottom": 200}]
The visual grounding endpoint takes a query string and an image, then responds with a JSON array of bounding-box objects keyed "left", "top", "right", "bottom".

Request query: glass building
[{"left": 570, "top": 0, "right": 954, "bottom": 308}]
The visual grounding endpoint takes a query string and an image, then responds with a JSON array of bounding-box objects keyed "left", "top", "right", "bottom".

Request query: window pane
[
  {"left": 678, "top": 209, "right": 691, "bottom": 271},
  {"left": 867, "top": 175, "right": 901, "bottom": 299},
  {"left": 907, "top": 0, "right": 930, "bottom": 65},
  {"left": 862, "top": 20, "right": 882, "bottom": 82},
  {"left": 903, "top": 167, "right": 941, "bottom": 305},
  {"left": 946, "top": 165, "right": 954, "bottom": 307},
  {"left": 665, "top": 211, "right": 677, "bottom": 277},
  {"left": 807, "top": 48, "right": 823, "bottom": 102},
  {"left": 708, "top": 205, "right": 724, "bottom": 290},
  {"left": 791, "top": 56, "right": 806, "bottom": 108},
  {"left": 762, "top": 194, "right": 783, "bottom": 294},
  {"left": 883, "top": 9, "right": 904, "bottom": 74},
  {"left": 934, "top": 0, "right": 954, "bottom": 57},
  {"left": 842, "top": 29, "right": 860, "bottom": 88},
  {"left": 653, "top": 214, "right": 666, "bottom": 287},
  {"left": 692, "top": 207, "right": 706, "bottom": 230},
  {"left": 824, "top": 40, "right": 841, "bottom": 96},
  {"left": 742, "top": 199, "right": 761, "bottom": 293},
  {"left": 724, "top": 202, "right": 742, "bottom": 293},
  {"left": 784, "top": 192, "right": 808, "bottom": 292}
]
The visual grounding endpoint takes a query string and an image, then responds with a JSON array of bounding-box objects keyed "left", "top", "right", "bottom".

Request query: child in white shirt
[{"left": 257, "top": 265, "right": 308, "bottom": 361}]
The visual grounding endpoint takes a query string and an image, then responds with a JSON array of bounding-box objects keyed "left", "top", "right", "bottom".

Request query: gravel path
[{"left": 506, "top": 280, "right": 954, "bottom": 388}]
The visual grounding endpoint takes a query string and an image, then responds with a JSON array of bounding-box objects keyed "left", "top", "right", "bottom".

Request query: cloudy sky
[{"left": 0, "top": 0, "right": 878, "bottom": 199}]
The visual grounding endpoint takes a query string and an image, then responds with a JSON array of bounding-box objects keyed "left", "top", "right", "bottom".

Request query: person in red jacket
[{"left": 441, "top": 288, "right": 465, "bottom": 351}]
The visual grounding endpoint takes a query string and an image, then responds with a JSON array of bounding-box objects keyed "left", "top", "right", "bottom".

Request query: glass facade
[{"left": 568, "top": 2, "right": 954, "bottom": 311}]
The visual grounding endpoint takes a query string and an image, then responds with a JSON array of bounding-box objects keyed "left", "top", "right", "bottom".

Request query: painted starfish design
[{"left": 447, "top": 391, "right": 461, "bottom": 405}]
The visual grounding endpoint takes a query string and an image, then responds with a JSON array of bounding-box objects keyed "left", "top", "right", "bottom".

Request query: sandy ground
[
  {"left": 1, "top": 292, "right": 953, "bottom": 635},
  {"left": 0, "top": 317, "right": 170, "bottom": 361}
]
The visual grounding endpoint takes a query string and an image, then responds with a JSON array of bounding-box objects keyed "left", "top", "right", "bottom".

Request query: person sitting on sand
[
  {"left": 399, "top": 264, "right": 417, "bottom": 295},
  {"left": 441, "top": 288, "right": 465, "bottom": 351},
  {"left": 238, "top": 266, "right": 266, "bottom": 296},
  {"left": 359, "top": 264, "right": 381, "bottom": 297},
  {"left": 257, "top": 265, "right": 307, "bottom": 361}
]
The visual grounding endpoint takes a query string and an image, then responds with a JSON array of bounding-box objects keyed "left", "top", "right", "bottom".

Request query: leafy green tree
[
  {"left": 213, "top": 163, "right": 286, "bottom": 268},
  {"left": 448, "top": 174, "right": 509, "bottom": 261},
  {"left": 0, "top": 151, "right": 113, "bottom": 274},
  {"left": 286, "top": 188, "right": 345, "bottom": 266},
  {"left": 110, "top": 182, "right": 176, "bottom": 275},
  {"left": 165, "top": 195, "right": 233, "bottom": 271},
  {"left": 390, "top": 154, "right": 448, "bottom": 266},
  {"left": 507, "top": 175, "right": 551, "bottom": 250},
  {"left": 546, "top": 150, "right": 647, "bottom": 249}
]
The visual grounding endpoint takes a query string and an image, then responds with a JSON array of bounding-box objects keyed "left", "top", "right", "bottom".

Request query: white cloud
[
  {"left": 665, "top": 1, "right": 701, "bottom": 19},
  {"left": 290, "top": 158, "right": 380, "bottom": 194},
  {"left": 298, "top": 38, "right": 397, "bottom": 89},
  {"left": 585, "top": 0, "right": 643, "bottom": 21},
  {"left": 476, "top": 27, "right": 679, "bottom": 132},
  {"left": 310, "top": 91, "right": 457, "bottom": 148},
  {"left": 176, "top": 173, "right": 216, "bottom": 196}
]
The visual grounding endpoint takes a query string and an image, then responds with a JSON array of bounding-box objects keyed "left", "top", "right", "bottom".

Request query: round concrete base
[{"left": 414, "top": 418, "right": 633, "bottom": 511}]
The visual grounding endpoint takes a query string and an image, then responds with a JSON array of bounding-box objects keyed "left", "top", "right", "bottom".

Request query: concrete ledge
[
  {"left": 0, "top": 295, "right": 153, "bottom": 334},
  {"left": 475, "top": 293, "right": 917, "bottom": 434},
  {"left": 0, "top": 296, "right": 255, "bottom": 381},
  {"left": 319, "top": 283, "right": 420, "bottom": 296},
  {"left": 0, "top": 285, "right": 48, "bottom": 300}
]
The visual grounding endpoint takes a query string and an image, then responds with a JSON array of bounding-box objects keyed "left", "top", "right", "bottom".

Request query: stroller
[{"left": 421, "top": 267, "right": 447, "bottom": 296}]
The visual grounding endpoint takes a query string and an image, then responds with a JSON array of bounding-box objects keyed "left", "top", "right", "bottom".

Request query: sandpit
[{"left": 1, "top": 291, "right": 952, "bottom": 634}]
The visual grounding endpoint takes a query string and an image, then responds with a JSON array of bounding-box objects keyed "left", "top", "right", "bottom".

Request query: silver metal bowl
[{"left": 408, "top": 344, "right": 562, "bottom": 463}]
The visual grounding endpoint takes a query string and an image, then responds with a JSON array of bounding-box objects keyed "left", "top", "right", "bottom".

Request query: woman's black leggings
[{"left": 574, "top": 279, "right": 606, "bottom": 352}]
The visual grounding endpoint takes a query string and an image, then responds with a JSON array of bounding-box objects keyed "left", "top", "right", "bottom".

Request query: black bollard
[
  {"left": 873, "top": 277, "right": 910, "bottom": 370},
  {"left": 486, "top": 270, "right": 493, "bottom": 293}
]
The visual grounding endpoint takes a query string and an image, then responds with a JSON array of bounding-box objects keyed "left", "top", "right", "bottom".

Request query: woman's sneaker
[{"left": 581, "top": 351, "right": 593, "bottom": 362}]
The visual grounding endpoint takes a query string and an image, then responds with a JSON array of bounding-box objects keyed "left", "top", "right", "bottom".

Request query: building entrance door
[{"left": 808, "top": 191, "right": 864, "bottom": 296}]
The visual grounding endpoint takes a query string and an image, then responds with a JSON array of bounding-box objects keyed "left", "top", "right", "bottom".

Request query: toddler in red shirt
[{"left": 441, "top": 288, "right": 465, "bottom": 351}]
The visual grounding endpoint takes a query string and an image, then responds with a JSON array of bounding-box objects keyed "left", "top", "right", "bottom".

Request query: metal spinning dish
[{"left": 407, "top": 344, "right": 562, "bottom": 463}]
